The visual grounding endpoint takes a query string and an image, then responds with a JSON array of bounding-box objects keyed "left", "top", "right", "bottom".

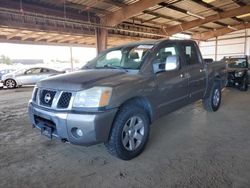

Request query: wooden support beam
[
  {"left": 47, "top": 35, "right": 66, "bottom": 42},
  {"left": 57, "top": 36, "right": 76, "bottom": 43},
  {"left": 6, "top": 30, "right": 21, "bottom": 40},
  {"left": 164, "top": 5, "right": 250, "bottom": 36},
  {"left": 67, "top": 36, "right": 84, "bottom": 43},
  {"left": 157, "top": 2, "right": 228, "bottom": 30},
  {"left": 103, "top": 0, "right": 165, "bottom": 27},
  {"left": 77, "top": 37, "right": 93, "bottom": 44},
  {"left": 233, "top": 0, "right": 247, "bottom": 6},
  {"left": 192, "top": 23, "right": 250, "bottom": 40},
  {"left": 95, "top": 27, "right": 107, "bottom": 54},
  {"left": 34, "top": 34, "right": 53, "bottom": 42},
  {"left": 143, "top": 10, "right": 182, "bottom": 23},
  {"left": 142, "top": 9, "right": 213, "bottom": 30},
  {"left": 131, "top": 17, "right": 168, "bottom": 28},
  {"left": 21, "top": 32, "right": 39, "bottom": 40},
  {"left": 103, "top": 0, "right": 123, "bottom": 7}
]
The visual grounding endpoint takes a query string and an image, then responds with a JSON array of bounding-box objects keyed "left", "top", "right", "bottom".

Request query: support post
[
  {"left": 215, "top": 37, "right": 218, "bottom": 61},
  {"left": 70, "top": 46, "right": 73, "bottom": 71},
  {"left": 244, "top": 28, "right": 247, "bottom": 55},
  {"left": 95, "top": 27, "right": 107, "bottom": 54}
]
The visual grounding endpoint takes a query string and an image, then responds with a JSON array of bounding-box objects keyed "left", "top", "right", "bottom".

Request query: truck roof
[{"left": 107, "top": 39, "right": 196, "bottom": 51}]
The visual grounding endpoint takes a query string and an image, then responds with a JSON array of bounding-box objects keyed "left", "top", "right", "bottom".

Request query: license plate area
[
  {"left": 41, "top": 125, "right": 53, "bottom": 139},
  {"left": 34, "top": 115, "right": 57, "bottom": 139}
]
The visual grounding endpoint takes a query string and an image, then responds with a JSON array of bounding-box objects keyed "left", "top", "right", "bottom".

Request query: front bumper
[
  {"left": 227, "top": 76, "right": 245, "bottom": 87},
  {"left": 28, "top": 102, "right": 118, "bottom": 146}
]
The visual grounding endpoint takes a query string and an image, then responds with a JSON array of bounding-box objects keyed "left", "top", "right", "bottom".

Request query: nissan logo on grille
[{"left": 44, "top": 93, "right": 52, "bottom": 103}]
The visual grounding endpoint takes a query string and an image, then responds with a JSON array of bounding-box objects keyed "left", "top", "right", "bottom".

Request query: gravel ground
[{"left": 0, "top": 87, "right": 250, "bottom": 188}]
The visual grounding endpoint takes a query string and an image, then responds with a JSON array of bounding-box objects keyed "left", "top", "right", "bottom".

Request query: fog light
[{"left": 76, "top": 128, "right": 83, "bottom": 137}]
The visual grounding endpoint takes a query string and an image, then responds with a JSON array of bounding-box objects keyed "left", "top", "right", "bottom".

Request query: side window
[
  {"left": 41, "top": 68, "right": 50, "bottom": 73},
  {"left": 153, "top": 44, "right": 178, "bottom": 72},
  {"left": 96, "top": 50, "right": 122, "bottom": 67},
  {"left": 26, "top": 68, "right": 41, "bottom": 74},
  {"left": 155, "top": 46, "right": 177, "bottom": 63},
  {"left": 182, "top": 43, "right": 200, "bottom": 65}
]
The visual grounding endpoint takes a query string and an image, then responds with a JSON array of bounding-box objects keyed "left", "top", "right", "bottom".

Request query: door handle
[
  {"left": 200, "top": 69, "right": 205, "bottom": 72},
  {"left": 180, "top": 73, "right": 190, "bottom": 78}
]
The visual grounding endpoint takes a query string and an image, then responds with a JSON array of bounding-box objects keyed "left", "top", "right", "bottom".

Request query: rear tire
[
  {"left": 5, "top": 79, "right": 17, "bottom": 89},
  {"left": 203, "top": 82, "right": 221, "bottom": 112},
  {"left": 105, "top": 104, "right": 150, "bottom": 160}
]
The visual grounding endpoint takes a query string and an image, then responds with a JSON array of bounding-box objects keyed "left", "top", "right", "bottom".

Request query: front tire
[
  {"left": 105, "top": 104, "right": 150, "bottom": 160},
  {"left": 203, "top": 82, "right": 221, "bottom": 112},
  {"left": 239, "top": 77, "right": 248, "bottom": 91},
  {"left": 5, "top": 79, "right": 17, "bottom": 89}
]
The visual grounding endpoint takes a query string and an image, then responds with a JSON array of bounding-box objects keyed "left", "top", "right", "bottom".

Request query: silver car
[{"left": 1, "top": 67, "right": 64, "bottom": 89}]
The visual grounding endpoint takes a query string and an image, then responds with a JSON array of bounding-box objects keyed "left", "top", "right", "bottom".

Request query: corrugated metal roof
[
  {"left": 2, "top": 0, "right": 249, "bottom": 44},
  {"left": 210, "top": 0, "right": 239, "bottom": 10}
]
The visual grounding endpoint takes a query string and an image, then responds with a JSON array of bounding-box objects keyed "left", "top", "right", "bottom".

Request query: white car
[{"left": 1, "top": 67, "right": 64, "bottom": 89}]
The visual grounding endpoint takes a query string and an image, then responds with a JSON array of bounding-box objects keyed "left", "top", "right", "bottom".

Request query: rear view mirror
[
  {"left": 165, "top": 55, "right": 180, "bottom": 71},
  {"left": 204, "top": 58, "right": 213, "bottom": 63}
]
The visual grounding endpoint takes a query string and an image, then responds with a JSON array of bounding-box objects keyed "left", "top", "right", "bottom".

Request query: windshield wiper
[{"left": 103, "top": 64, "right": 128, "bottom": 72}]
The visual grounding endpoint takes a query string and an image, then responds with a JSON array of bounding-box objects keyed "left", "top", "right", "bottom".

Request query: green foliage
[{"left": 0, "top": 55, "right": 12, "bottom": 65}]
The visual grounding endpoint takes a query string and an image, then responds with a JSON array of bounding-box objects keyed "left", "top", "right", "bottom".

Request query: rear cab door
[{"left": 179, "top": 41, "right": 206, "bottom": 102}]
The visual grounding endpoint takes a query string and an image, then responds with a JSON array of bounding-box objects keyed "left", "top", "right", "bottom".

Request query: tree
[{"left": 0, "top": 55, "right": 12, "bottom": 65}]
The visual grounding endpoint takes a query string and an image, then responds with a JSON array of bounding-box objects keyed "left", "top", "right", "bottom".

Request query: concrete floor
[{"left": 0, "top": 87, "right": 250, "bottom": 188}]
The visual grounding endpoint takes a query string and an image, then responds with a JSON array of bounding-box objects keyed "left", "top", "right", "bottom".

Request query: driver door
[
  {"left": 17, "top": 68, "right": 41, "bottom": 85},
  {"left": 153, "top": 42, "right": 189, "bottom": 116}
]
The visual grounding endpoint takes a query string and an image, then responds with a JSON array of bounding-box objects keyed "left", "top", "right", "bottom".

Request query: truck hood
[{"left": 37, "top": 69, "right": 140, "bottom": 91}]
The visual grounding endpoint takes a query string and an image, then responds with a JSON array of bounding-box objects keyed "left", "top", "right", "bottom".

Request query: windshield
[
  {"left": 226, "top": 58, "right": 247, "bottom": 68},
  {"left": 86, "top": 44, "right": 154, "bottom": 70}
]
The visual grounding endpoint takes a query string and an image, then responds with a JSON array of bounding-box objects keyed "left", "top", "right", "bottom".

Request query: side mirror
[
  {"left": 204, "top": 58, "right": 213, "bottom": 63},
  {"left": 165, "top": 55, "right": 180, "bottom": 71}
]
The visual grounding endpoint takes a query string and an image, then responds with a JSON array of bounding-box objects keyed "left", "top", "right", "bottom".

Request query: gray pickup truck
[{"left": 28, "top": 40, "right": 227, "bottom": 160}]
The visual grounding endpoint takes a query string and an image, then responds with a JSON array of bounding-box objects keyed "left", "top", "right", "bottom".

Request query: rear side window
[{"left": 181, "top": 43, "right": 200, "bottom": 65}]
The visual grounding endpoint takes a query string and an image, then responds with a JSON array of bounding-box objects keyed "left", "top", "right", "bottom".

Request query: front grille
[
  {"left": 39, "top": 89, "right": 56, "bottom": 107},
  {"left": 57, "top": 92, "right": 72, "bottom": 108}
]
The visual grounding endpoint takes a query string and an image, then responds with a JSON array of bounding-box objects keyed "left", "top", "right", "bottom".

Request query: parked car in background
[
  {"left": 223, "top": 55, "right": 249, "bottom": 91},
  {"left": 29, "top": 40, "right": 227, "bottom": 160},
  {"left": 0, "top": 69, "right": 15, "bottom": 81},
  {"left": 1, "top": 67, "right": 65, "bottom": 89},
  {"left": 0, "top": 69, "right": 15, "bottom": 88}
]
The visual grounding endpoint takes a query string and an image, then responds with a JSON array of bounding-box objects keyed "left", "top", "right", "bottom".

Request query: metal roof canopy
[{"left": 0, "top": 0, "right": 249, "bottom": 52}]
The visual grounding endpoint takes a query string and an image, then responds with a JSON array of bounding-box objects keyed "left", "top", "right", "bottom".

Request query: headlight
[
  {"left": 73, "top": 87, "right": 112, "bottom": 108},
  {"left": 235, "top": 71, "right": 244, "bottom": 77},
  {"left": 31, "top": 86, "right": 38, "bottom": 102}
]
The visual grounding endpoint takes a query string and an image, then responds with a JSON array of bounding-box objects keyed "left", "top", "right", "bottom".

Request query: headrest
[
  {"left": 161, "top": 51, "right": 172, "bottom": 61},
  {"left": 129, "top": 52, "right": 139, "bottom": 59}
]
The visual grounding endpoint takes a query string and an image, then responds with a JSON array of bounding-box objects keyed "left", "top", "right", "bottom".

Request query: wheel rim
[
  {"left": 6, "top": 80, "right": 15, "bottom": 88},
  {"left": 122, "top": 116, "right": 145, "bottom": 151},
  {"left": 213, "top": 89, "right": 220, "bottom": 107}
]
